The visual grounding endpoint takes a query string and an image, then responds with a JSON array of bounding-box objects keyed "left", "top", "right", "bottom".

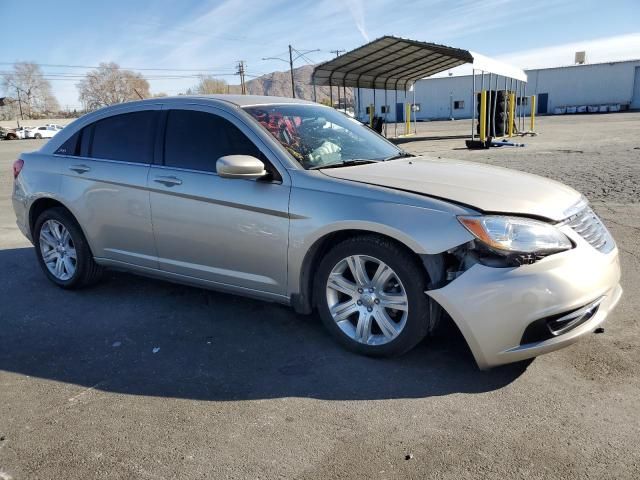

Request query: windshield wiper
[
  {"left": 308, "top": 159, "right": 379, "bottom": 170},
  {"left": 384, "top": 151, "right": 415, "bottom": 161}
]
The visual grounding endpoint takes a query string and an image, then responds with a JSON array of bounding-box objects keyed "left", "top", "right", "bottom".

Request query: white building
[{"left": 354, "top": 59, "right": 640, "bottom": 122}]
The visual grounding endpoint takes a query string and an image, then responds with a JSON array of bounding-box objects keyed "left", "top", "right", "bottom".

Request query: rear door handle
[
  {"left": 153, "top": 176, "right": 183, "bottom": 187},
  {"left": 69, "top": 164, "right": 91, "bottom": 174}
]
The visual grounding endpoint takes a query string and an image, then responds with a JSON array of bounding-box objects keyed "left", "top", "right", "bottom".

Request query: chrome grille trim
[{"left": 560, "top": 207, "right": 615, "bottom": 253}]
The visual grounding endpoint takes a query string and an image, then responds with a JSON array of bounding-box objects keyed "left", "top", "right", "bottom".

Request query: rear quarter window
[{"left": 55, "top": 131, "right": 81, "bottom": 156}]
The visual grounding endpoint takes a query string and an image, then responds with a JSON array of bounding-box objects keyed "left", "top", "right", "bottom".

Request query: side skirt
[{"left": 94, "top": 257, "right": 291, "bottom": 306}]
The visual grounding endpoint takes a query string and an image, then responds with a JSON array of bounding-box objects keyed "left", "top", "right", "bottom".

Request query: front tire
[
  {"left": 314, "top": 235, "right": 431, "bottom": 357},
  {"left": 34, "top": 133, "right": 42, "bottom": 139},
  {"left": 34, "top": 207, "right": 103, "bottom": 289}
]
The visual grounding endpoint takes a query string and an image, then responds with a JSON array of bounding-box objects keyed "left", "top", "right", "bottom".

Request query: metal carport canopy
[{"left": 312, "top": 35, "right": 526, "bottom": 90}]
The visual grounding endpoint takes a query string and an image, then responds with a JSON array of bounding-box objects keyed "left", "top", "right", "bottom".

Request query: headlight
[{"left": 458, "top": 215, "right": 572, "bottom": 254}]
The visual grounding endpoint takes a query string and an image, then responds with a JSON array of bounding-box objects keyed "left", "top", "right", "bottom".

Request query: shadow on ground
[{"left": 0, "top": 247, "right": 530, "bottom": 401}]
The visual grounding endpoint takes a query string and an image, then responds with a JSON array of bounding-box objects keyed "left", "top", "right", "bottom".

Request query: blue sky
[{"left": 2, "top": 0, "right": 639, "bottom": 107}]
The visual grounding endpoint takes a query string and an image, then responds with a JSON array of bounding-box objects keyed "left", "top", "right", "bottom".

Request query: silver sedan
[{"left": 12, "top": 95, "right": 622, "bottom": 368}]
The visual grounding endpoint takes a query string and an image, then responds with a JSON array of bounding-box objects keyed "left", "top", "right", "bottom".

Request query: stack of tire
[{"left": 476, "top": 90, "right": 511, "bottom": 138}]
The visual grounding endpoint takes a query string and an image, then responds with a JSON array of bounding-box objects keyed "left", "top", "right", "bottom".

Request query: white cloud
[
  {"left": 434, "top": 33, "right": 640, "bottom": 79},
  {"left": 345, "top": 0, "right": 370, "bottom": 41},
  {"left": 497, "top": 32, "right": 640, "bottom": 69}
]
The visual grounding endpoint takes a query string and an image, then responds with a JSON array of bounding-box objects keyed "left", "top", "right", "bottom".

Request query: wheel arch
[
  {"left": 28, "top": 196, "right": 95, "bottom": 255},
  {"left": 291, "top": 228, "right": 432, "bottom": 315}
]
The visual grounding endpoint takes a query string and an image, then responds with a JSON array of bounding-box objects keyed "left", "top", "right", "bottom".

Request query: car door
[
  {"left": 57, "top": 106, "right": 160, "bottom": 269},
  {"left": 148, "top": 106, "right": 290, "bottom": 296}
]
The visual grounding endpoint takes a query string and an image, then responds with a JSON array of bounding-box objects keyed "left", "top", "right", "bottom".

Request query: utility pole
[
  {"left": 236, "top": 61, "right": 247, "bottom": 94},
  {"left": 288, "top": 45, "right": 296, "bottom": 98},
  {"left": 330, "top": 50, "right": 345, "bottom": 108},
  {"left": 15, "top": 87, "right": 24, "bottom": 121},
  {"left": 263, "top": 46, "right": 320, "bottom": 99}
]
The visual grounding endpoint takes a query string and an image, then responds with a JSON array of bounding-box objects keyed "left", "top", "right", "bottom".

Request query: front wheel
[
  {"left": 314, "top": 235, "right": 432, "bottom": 357},
  {"left": 34, "top": 133, "right": 42, "bottom": 139}
]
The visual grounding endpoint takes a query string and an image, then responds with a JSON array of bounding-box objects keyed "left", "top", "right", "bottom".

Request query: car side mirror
[{"left": 216, "top": 155, "right": 267, "bottom": 180}]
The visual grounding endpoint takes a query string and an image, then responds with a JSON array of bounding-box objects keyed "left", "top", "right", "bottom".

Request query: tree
[
  {"left": 1, "top": 62, "right": 60, "bottom": 119},
  {"left": 190, "top": 75, "right": 228, "bottom": 95},
  {"left": 77, "top": 63, "right": 150, "bottom": 110}
]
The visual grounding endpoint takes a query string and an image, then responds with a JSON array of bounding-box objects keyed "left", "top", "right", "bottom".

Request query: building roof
[{"left": 312, "top": 36, "right": 474, "bottom": 90}]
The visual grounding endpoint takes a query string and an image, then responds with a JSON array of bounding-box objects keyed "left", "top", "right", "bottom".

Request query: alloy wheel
[
  {"left": 325, "top": 254, "right": 409, "bottom": 345},
  {"left": 39, "top": 219, "right": 77, "bottom": 281}
]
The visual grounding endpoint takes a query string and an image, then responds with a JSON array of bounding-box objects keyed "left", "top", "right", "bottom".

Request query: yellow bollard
[
  {"left": 369, "top": 104, "right": 374, "bottom": 128},
  {"left": 530, "top": 95, "right": 536, "bottom": 132},
  {"left": 508, "top": 92, "right": 516, "bottom": 137},
  {"left": 479, "top": 90, "right": 487, "bottom": 142}
]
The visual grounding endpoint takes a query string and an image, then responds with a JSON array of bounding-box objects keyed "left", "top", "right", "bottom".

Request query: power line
[{"left": 0, "top": 61, "right": 238, "bottom": 73}]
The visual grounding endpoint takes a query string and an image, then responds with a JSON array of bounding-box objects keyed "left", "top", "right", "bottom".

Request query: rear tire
[
  {"left": 314, "top": 235, "right": 431, "bottom": 357},
  {"left": 34, "top": 207, "right": 103, "bottom": 289},
  {"left": 34, "top": 133, "right": 42, "bottom": 139}
]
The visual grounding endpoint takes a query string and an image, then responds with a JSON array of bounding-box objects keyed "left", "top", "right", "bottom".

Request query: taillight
[{"left": 13, "top": 159, "right": 24, "bottom": 179}]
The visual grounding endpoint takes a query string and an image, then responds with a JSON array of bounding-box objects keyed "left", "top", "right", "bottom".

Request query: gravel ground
[{"left": 0, "top": 113, "right": 639, "bottom": 479}]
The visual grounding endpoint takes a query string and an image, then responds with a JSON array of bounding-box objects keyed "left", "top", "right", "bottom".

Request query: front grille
[{"left": 562, "top": 207, "right": 615, "bottom": 253}]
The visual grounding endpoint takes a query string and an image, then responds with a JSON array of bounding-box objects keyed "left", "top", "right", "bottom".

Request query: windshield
[{"left": 244, "top": 104, "right": 402, "bottom": 169}]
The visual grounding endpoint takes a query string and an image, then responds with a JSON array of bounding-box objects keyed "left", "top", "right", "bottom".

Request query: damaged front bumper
[{"left": 426, "top": 226, "right": 622, "bottom": 369}]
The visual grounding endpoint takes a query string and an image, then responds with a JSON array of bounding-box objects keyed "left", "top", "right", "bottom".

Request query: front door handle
[
  {"left": 153, "top": 176, "right": 183, "bottom": 187},
  {"left": 69, "top": 164, "right": 91, "bottom": 174}
]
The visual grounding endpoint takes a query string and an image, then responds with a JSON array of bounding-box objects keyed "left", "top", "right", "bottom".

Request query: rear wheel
[
  {"left": 34, "top": 207, "right": 103, "bottom": 289},
  {"left": 314, "top": 235, "right": 431, "bottom": 357},
  {"left": 34, "top": 133, "right": 42, "bottom": 139}
]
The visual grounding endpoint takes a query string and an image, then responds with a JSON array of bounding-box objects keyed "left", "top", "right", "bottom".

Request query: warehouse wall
[
  {"left": 529, "top": 61, "right": 640, "bottom": 111},
  {"left": 354, "top": 59, "right": 640, "bottom": 122}
]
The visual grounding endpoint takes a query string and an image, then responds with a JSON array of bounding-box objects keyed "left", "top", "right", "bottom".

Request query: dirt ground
[{"left": 0, "top": 112, "right": 639, "bottom": 479}]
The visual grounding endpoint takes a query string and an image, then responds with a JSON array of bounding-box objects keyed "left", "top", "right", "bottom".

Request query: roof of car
[{"left": 145, "top": 94, "right": 317, "bottom": 107}]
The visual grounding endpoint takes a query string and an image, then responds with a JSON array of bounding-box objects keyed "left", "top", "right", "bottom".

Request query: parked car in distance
[
  {"left": 26, "top": 125, "right": 61, "bottom": 139},
  {"left": 11, "top": 95, "right": 622, "bottom": 369},
  {"left": 14, "top": 126, "right": 33, "bottom": 139}
]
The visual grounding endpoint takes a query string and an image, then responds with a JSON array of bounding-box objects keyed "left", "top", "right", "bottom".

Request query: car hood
[{"left": 320, "top": 157, "right": 583, "bottom": 221}]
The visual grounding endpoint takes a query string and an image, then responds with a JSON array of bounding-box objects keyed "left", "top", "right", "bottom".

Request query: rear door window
[
  {"left": 90, "top": 111, "right": 157, "bottom": 164},
  {"left": 163, "top": 109, "right": 261, "bottom": 172}
]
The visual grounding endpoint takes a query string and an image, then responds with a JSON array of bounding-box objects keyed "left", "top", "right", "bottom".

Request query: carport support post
[
  {"left": 329, "top": 84, "right": 333, "bottom": 107},
  {"left": 372, "top": 88, "right": 376, "bottom": 128},
  {"left": 524, "top": 83, "right": 527, "bottom": 131},
  {"left": 479, "top": 89, "right": 487, "bottom": 142},
  {"left": 384, "top": 89, "right": 388, "bottom": 137},
  {"left": 413, "top": 83, "right": 417, "bottom": 135},
  {"left": 512, "top": 80, "right": 516, "bottom": 133},
  {"left": 487, "top": 72, "right": 493, "bottom": 137},
  {"left": 395, "top": 89, "right": 398, "bottom": 137},
  {"left": 357, "top": 87, "right": 361, "bottom": 121},
  {"left": 492, "top": 75, "right": 499, "bottom": 138},
  {"left": 471, "top": 69, "right": 476, "bottom": 140},
  {"left": 503, "top": 76, "right": 508, "bottom": 138}
]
